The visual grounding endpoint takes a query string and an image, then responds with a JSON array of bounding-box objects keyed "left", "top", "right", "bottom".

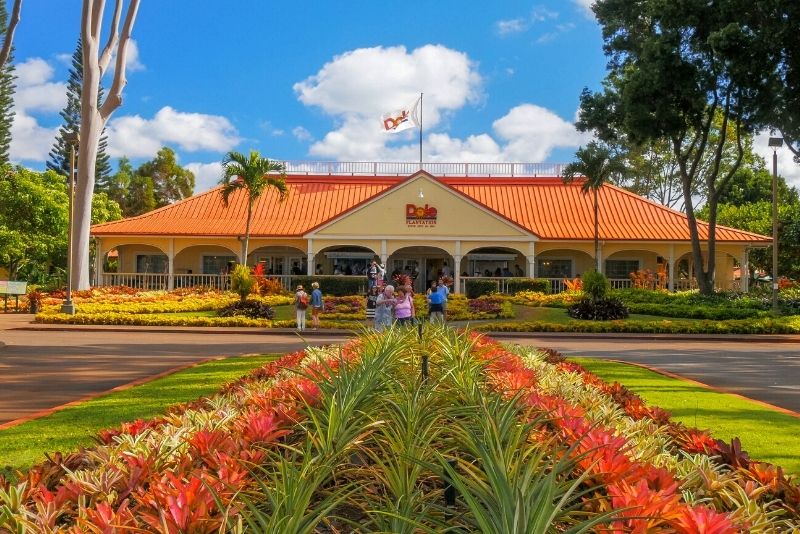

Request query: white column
[
  {"left": 94, "top": 237, "right": 102, "bottom": 286},
  {"left": 307, "top": 239, "right": 314, "bottom": 276},
  {"left": 167, "top": 238, "right": 175, "bottom": 291},
  {"left": 453, "top": 240, "right": 462, "bottom": 293},
  {"left": 527, "top": 241, "right": 536, "bottom": 277},
  {"left": 668, "top": 244, "right": 675, "bottom": 292},
  {"left": 741, "top": 248, "right": 749, "bottom": 292},
  {"left": 380, "top": 239, "right": 389, "bottom": 270}
]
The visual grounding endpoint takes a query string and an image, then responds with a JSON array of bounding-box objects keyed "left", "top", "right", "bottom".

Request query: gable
[{"left": 311, "top": 174, "right": 533, "bottom": 238}]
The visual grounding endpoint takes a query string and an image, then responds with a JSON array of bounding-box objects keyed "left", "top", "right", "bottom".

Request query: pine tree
[
  {"left": 0, "top": 2, "right": 16, "bottom": 164},
  {"left": 47, "top": 39, "right": 112, "bottom": 183}
]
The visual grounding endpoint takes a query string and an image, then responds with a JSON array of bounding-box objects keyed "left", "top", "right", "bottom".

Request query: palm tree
[
  {"left": 562, "top": 142, "right": 626, "bottom": 272},
  {"left": 220, "top": 150, "right": 288, "bottom": 263}
]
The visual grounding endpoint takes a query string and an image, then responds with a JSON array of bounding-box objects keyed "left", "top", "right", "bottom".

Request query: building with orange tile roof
[{"left": 91, "top": 164, "right": 770, "bottom": 293}]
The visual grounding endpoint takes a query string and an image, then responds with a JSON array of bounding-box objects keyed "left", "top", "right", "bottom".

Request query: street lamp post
[
  {"left": 768, "top": 136, "right": 784, "bottom": 314},
  {"left": 60, "top": 132, "right": 79, "bottom": 315}
]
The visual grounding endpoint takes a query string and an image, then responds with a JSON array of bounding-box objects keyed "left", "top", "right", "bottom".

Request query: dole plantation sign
[{"left": 406, "top": 203, "right": 437, "bottom": 226}]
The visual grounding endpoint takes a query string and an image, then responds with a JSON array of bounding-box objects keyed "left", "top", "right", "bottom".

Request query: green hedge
[
  {"left": 506, "top": 278, "right": 551, "bottom": 294},
  {"left": 465, "top": 279, "right": 500, "bottom": 298},
  {"left": 289, "top": 276, "right": 366, "bottom": 296},
  {"left": 626, "top": 302, "right": 768, "bottom": 320}
]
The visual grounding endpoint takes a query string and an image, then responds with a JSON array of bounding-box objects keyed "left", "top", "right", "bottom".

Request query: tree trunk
[
  {"left": 72, "top": 19, "right": 102, "bottom": 291},
  {"left": 243, "top": 199, "right": 252, "bottom": 264},
  {"left": 594, "top": 187, "right": 600, "bottom": 272}
]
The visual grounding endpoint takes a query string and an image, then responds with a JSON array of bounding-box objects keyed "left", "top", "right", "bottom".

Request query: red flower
[{"left": 671, "top": 504, "right": 737, "bottom": 534}]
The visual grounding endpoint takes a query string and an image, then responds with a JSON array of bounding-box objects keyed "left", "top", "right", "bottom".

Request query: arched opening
[
  {"left": 249, "top": 245, "right": 307, "bottom": 275},
  {"left": 314, "top": 245, "right": 378, "bottom": 277},
  {"left": 101, "top": 244, "right": 168, "bottom": 290},
  {"left": 460, "top": 246, "right": 526, "bottom": 278},
  {"left": 388, "top": 246, "right": 453, "bottom": 294},
  {"left": 173, "top": 245, "right": 240, "bottom": 290},
  {"left": 534, "top": 249, "right": 595, "bottom": 293},
  {"left": 605, "top": 249, "right": 668, "bottom": 289},
  {"left": 675, "top": 251, "right": 739, "bottom": 291}
]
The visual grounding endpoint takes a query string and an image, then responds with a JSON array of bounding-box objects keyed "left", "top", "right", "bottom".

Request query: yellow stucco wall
[{"left": 314, "top": 175, "right": 530, "bottom": 239}]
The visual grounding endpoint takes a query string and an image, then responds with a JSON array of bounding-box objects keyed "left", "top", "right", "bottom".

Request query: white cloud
[
  {"left": 10, "top": 112, "right": 59, "bottom": 161},
  {"left": 496, "top": 6, "right": 559, "bottom": 36},
  {"left": 573, "top": 0, "right": 594, "bottom": 15},
  {"left": 496, "top": 18, "right": 527, "bottom": 36},
  {"left": 295, "top": 44, "right": 481, "bottom": 159},
  {"left": 106, "top": 106, "right": 241, "bottom": 158},
  {"left": 9, "top": 58, "right": 67, "bottom": 162},
  {"left": 185, "top": 161, "right": 223, "bottom": 193},
  {"left": 292, "top": 126, "right": 312, "bottom": 142},
  {"left": 536, "top": 23, "right": 577, "bottom": 44},
  {"left": 753, "top": 132, "right": 800, "bottom": 189},
  {"left": 104, "top": 39, "right": 145, "bottom": 77},
  {"left": 295, "top": 45, "right": 588, "bottom": 164}
]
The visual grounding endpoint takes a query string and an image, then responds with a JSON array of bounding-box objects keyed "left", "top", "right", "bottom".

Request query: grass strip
[
  {"left": 572, "top": 357, "right": 800, "bottom": 474},
  {"left": 0, "top": 354, "right": 278, "bottom": 473}
]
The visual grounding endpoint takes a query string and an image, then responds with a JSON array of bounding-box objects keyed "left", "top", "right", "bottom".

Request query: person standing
[
  {"left": 378, "top": 262, "right": 387, "bottom": 284},
  {"left": 294, "top": 284, "right": 309, "bottom": 331},
  {"left": 436, "top": 277, "right": 450, "bottom": 320},
  {"left": 367, "top": 260, "right": 378, "bottom": 290},
  {"left": 393, "top": 286, "right": 415, "bottom": 326},
  {"left": 310, "top": 282, "right": 323, "bottom": 330},
  {"left": 366, "top": 286, "right": 379, "bottom": 323},
  {"left": 427, "top": 281, "right": 445, "bottom": 323},
  {"left": 374, "top": 285, "right": 396, "bottom": 331}
]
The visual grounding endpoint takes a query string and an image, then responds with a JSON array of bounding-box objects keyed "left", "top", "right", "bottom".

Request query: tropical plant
[
  {"left": 229, "top": 263, "right": 255, "bottom": 303},
  {"left": 562, "top": 142, "right": 626, "bottom": 271},
  {"left": 220, "top": 150, "right": 288, "bottom": 262}
]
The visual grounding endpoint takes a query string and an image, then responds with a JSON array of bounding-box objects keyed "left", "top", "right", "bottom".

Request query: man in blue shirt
[{"left": 427, "top": 286, "right": 445, "bottom": 323}]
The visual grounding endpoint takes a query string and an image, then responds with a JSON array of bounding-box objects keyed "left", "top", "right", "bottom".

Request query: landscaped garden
[
  {"left": 1, "top": 326, "right": 799, "bottom": 532},
  {"left": 28, "top": 275, "right": 800, "bottom": 335}
]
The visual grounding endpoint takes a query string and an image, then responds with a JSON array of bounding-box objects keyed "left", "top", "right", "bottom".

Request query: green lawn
[
  {"left": 509, "top": 305, "right": 702, "bottom": 324},
  {"left": 572, "top": 357, "right": 800, "bottom": 474},
  {"left": 0, "top": 354, "right": 277, "bottom": 474}
]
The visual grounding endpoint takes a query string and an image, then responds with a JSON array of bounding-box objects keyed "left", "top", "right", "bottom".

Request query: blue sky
[{"left": 12, "top": 0, "right": 798, "bottom": 192}]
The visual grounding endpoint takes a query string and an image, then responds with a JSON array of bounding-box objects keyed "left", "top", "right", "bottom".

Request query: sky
[{"left": 11, "top": 0, "right": 800, "bottom": 193}]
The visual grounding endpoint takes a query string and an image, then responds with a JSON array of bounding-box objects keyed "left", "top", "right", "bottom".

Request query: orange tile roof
[
  {"left": 92, "top": 177, "right": 397, "bottom": 237},
  {"left": 443, "top": 178, "right": 770, "bottom": 242},
  {"left": 92, "top": 174, "right": 770, "bottom": 243}
]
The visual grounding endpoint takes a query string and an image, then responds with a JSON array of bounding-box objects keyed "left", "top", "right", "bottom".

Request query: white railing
[
  {"left": 609, "top": 278, "right": 633, "bottom": 289},
  {"left": 279, "top": 161, "right": 567, "bottom": 177},
  {"left": 173, "top": 274, "right": 231, "bottom": 290},
  {"left": 101, "top": 273, "right": 170, "bottom": 291}
]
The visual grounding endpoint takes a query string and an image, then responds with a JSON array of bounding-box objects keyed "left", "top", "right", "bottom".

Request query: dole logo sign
[{"left": 406, "top": 203, "right": 437, "bottom": 226}]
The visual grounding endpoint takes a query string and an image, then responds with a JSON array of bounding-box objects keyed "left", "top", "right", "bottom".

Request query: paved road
[
  {"left": 0, "top": 317, "right": 341, "bottom": 425},
  {"left": 504, "top": 336, "right": 800, "bottom": 414},
  {"left": 2, "top": 314, "right": 799, "bottom": 425}
]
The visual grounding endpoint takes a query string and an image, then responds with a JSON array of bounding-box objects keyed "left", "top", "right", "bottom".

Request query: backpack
[{"left": 298, "top": 293, "right": 309, "bottom": 309}]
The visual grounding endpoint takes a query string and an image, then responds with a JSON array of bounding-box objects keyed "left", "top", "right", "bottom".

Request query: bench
[{"left": 0, "top": 280, "right": 27, "bottom": 312}]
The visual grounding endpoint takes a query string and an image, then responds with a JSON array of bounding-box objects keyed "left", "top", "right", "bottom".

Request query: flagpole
[{"left": 419, "top": 92, "right": 423, "bottom": 168}]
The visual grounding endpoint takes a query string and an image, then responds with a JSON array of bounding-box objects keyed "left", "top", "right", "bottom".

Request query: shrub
[
  {"left": 230, "top": 264, "right": 255, "bottom": 302},
  {"left": 465, "top": 279, "right": 499, "bottom": 298},
  {"left": 567, "top": 297, "right": 629, "bottom": 320},
  {"left": 290, "top": 276, "right": 365, "bottom": 296},
  {"left": 506, "top": 278, "right": 551, "bottom": 294},
  {"left": 218, "top": 300, "right": 275, "bottom": 319},
  {"left": 582, "top": 270, "right": 610, "bottom": 302}
]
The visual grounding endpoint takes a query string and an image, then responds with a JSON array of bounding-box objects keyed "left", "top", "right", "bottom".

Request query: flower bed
[
  {"left": 478, "top": 316, "right": 800, "bottom": 334},
  {"left": 2, "top": 327, "right": 798, "bottom": 531}
]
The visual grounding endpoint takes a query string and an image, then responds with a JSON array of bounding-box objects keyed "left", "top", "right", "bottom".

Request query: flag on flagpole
[{"left": 381, "top": 97, "right": 421, "bottom": 133}]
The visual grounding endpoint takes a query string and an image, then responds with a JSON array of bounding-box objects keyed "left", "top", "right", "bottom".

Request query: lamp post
[
  {"left": 60, "top": 132, "right": 79, "bottom": 315},
  {"left": 768, "top": 136, "right": 783, "bottom": 314}
]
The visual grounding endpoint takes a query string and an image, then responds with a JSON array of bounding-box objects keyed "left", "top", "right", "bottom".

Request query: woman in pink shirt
[{"left": 393, "top": 286, "right": 415, "bottom": 326}]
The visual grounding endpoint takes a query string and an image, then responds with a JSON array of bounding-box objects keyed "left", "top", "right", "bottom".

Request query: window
[
  {"left": 136, "top": 254, "right": 168, "bottom": 273},
  {"left": 537, "top": 259, "right": 571, "bottom": 278},
  {"left": 203, "top": 255, "right": 236, "bottom": 275},
  {"left": 605, "top": 259, "right": 640, "bottom": 279}
]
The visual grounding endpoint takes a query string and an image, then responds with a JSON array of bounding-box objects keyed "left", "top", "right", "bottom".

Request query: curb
[{"left": 13, "top": 324, "right": 800, "bottom": 343}]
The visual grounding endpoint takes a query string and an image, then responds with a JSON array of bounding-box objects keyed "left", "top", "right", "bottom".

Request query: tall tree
[
  {"left": 135, "top": 146, "right": 194, "bottom": 207},
  {"left": 105, "top": 155, "right": 131, "bottom": 208},
  {"left": 47, "top": 39, "right": 112, "bottom": 183},
  {"left": 72, "top": 0, "right": 140, "bottom": 290},
  {"left": 578, "top": 0, "right": 785, "bottom": 294},
  {"left": 220, "top": 150, "right": 287, "bottom": 263},
  {"left": 0, "top": 0, "right": 21, "bottom": 70},
  {"left": 0, "top": 1, "right": 16, "bottom": 163},
  {"left": 562, "top": 142, "right": 626, "bottom": 271}
]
